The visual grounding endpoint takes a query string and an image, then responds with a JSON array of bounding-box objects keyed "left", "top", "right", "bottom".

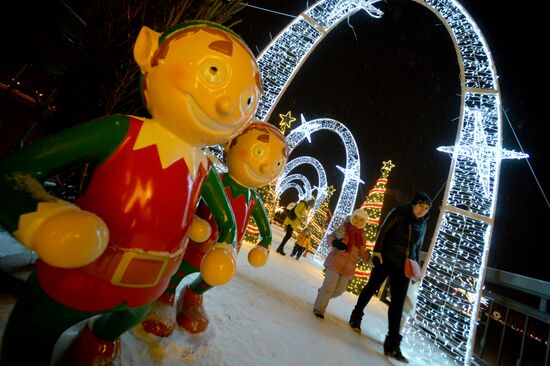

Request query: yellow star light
[
  {"left": 278, "top": 111, "right": 296, "bottom": 133},
  {"left": 381, "top": 160, "right": 395, "bottom": 177}
]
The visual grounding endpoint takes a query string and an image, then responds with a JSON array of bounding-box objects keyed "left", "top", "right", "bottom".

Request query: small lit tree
[
  {"left": 243, "top": 181, "right": 277, "bottom": 244},
  {"left": 308, "top": 186, "right": 334, "bottom": 252},
  {"left": 347, "top": 160, "right": 395, "bottom": 295}
]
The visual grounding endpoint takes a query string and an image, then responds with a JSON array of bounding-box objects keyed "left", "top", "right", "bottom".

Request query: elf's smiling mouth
[{"left": 184, "top": 94, "right": 234, "bottom": 133}]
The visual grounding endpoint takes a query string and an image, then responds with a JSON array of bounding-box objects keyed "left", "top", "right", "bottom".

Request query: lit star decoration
[
  {"left": 437, "top": 111, "right": 528, "bottom": 197},
  {"left": 253, "top": 0, "right": 527, "bottom": 364},
  {"left": 326, "top": 185, "right": 336, "bottom": 197},
  {"left": 278, "top": 111, "right": 296, "bottom": 134},
  {"left": 381, "top": 160, "right": 395, "bottom": 176}
]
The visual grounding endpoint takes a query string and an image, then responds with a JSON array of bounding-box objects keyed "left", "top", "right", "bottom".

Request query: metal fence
[{"left": 473, "top": 268, "right": 550, "bottom": 366}]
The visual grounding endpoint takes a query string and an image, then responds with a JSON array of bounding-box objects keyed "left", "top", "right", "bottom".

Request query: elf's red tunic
[
  {"left": 225, "top": 187, "right": 256, "bottom": 245},
  {"left": 181, "top": 174, "right": 257, "bottom": 268},
  {"left": 36, "top": 118, "right": 208, "bottom": 312}
]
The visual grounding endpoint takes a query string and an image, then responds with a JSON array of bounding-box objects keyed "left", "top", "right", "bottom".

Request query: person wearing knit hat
[
  {"left": 348, "top": 191, "right": 431, "bottom": 363},
  {"left": 312, "top": 209, "right": 371, "bottom": 319}
]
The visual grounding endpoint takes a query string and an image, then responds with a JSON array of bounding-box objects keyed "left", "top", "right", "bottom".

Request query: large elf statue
[
  {"left": 142, "top": 121, "right": 289, "bottom": 336},
  {"left": 0, "top": 21, "right": 262, "bottom": 365}
]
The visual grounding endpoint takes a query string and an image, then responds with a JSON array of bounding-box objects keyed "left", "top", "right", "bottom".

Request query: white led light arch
[
  {"left": 277, "top": 156, "right": 328, "bottom": 211},
  {"left": 284, "top": 115, "right": 363, "bottom": 260},
  {"left": 277, "top": 182, "right": 305, "bottom": 200},
  {"left": 255, "top": 0, "right": 527, "bottom": 364},
  {"left": 275, "top": 173, "right": 314, "bottom": 200}
]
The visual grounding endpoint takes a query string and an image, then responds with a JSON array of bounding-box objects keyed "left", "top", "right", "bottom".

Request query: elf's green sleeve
[
  {"left": 251, "top": 192, "right": 271, "bottom": 248},
  {"left": 199, "top": 167, "right": 237, "bottom": 247},
  {"left": 0, "top": 115, "right": 129, "bottom": 234}
]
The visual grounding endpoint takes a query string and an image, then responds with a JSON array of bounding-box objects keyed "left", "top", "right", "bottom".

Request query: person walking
[
  {"left": 276, "top": 198, "right": 313, "bottom": 255},
  {"left": 313, "top": 209, "right": 371, "bottom": 319},
  {"left": 348, "top": 191, "right": 431, "bottom": 363}
]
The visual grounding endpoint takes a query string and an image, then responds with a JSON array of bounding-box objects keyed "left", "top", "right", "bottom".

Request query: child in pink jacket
[{"left": 313, "top": 209, "right": 370, "bottom": 319}]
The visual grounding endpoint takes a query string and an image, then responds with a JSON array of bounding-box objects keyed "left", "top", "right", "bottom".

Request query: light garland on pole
[{"left": 254, "top": 0, "right": 527, "bottom": 364}]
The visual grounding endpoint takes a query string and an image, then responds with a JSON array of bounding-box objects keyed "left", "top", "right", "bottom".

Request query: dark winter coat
[{"left": 373, "top": 204, "right": 428, "bottom": 267}]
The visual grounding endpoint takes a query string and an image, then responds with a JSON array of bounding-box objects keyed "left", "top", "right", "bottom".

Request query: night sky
[{"left": 232, "top": 1, "right": 549, "bottom": 281}]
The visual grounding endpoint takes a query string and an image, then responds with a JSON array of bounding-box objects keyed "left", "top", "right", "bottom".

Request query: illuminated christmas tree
[
  {"left": 243, "top": 181, "right": 278, "bottom": 244},
  {"left": 347, "top": 160, "right": 395, "bottom": 295},
  {"left": 308, "top": 186, "right": 335, "bottom": 252}
]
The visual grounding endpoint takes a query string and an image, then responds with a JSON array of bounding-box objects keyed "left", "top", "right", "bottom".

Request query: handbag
[{"left": 404, "top": 224, "right": 422, "bottom": 281}]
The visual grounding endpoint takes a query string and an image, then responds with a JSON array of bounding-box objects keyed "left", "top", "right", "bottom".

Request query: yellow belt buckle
[{"left": 111, "top": 250, "right": 169, "bottom": 288}]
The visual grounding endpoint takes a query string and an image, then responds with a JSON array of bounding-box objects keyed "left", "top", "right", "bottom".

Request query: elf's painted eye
[
  {"left": 199, "top": 58, "right": 229, "bottom": 86},
  {"left": 252, "top": 144, "right": 267, "bottom": 158}
]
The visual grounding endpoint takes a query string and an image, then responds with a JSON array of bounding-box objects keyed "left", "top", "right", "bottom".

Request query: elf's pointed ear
[{"left": 133, "top": 26, "right": 161, "bottom": 74}]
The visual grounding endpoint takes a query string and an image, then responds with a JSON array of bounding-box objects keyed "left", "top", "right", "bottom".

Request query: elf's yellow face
[
  {"left": 225, "top": 125, "right": 287, "bottom": 188},
  {"left": 142, "top": 26, "right": 262, "bottom": 146}
]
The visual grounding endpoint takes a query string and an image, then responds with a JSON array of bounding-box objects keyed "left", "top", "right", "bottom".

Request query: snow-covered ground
[{"left": 1, "top": 225, "right": 450, "bottom": 365}]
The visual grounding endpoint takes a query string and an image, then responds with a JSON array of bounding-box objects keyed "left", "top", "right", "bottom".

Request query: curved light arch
[
  {"left": 277, "top": 182, "right": 305, "bottom": 200},
  {"left": 275, "top": 173, "right": 313, "bottom": 200},
  {"left": 255, "top": 0, "right": 527, "bottom": 364},
  {"left": 285, "top": 116, "right": 363, "bottom": 260},
  {"left": 277, "top": 156, "right": 328, "bottom": 208}
]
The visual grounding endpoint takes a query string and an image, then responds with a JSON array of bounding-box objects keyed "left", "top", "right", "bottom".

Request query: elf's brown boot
[
  {"left": 141, "top": 293, "right": 176, "bottom": 337},
  {"left": 69, "top": 323, "right": 121, "bottom": 366},
  {"left": 176, "top": 285, "right": 209, "bottom": 333}
]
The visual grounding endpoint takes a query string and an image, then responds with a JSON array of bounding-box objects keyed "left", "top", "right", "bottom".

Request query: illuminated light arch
[
  {"left": 277, "top": 181, "right": 305, "bottom": 200},
  {"left": 275, "top": 173, "right": 314, "bottom": 200},
  {"left": 255, "top": 0, "right": 527, "bottom": 364},
  {"left": 277, "top": 156, "right": 328, "bottom": 210},
  {"left": 285, "top": 115, "right": 363, "bottom": 260}
]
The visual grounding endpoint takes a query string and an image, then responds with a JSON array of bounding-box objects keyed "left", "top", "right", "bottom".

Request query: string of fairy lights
[{"left": 253, "top": 0, "right": 529, "bottom": 364}]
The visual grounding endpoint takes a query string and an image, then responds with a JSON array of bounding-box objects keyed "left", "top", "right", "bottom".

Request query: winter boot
[
  {"left": 276, "top": 245, "right": 286, "bottom": 256},
  {"left": 141, "top": 293, "right": 176, "bottom": 337},
  {"left": 383, "top": 334, "right": 409, "bottom": 363},
  {"left": 69, "top": 323, "right": 121, "bottom": 366},
  {"left": 348, "top": 310, "right": 363, "bottom": 333},
  {"left": 313, "top": 309, "right": 325, "bottom": 319},
  {"left": 176, "top": 285, "right": 209, "bottom": 333}
]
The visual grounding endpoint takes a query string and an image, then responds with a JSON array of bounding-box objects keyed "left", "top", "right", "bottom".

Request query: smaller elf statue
[{"left": 142, "top": 121, "right": 288, "bottom": 336}]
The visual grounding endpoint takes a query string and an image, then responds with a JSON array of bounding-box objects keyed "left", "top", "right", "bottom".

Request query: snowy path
[{"left": 1, "top": 226, "right": 450, "bottom": 365}]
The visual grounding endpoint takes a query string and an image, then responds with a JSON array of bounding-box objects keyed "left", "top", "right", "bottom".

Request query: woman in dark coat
[{"left": 348, "top": 191, "right": 431, "bottom": 363}]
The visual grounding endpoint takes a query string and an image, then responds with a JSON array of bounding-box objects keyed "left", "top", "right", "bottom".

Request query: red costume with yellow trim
[{"left": 37, "top": 118, "right": 207, "bottom": 312}]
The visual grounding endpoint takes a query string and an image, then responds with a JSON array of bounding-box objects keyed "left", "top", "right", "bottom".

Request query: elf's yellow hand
[
  {"left": 33, "top": 210, "right": 108, "bottom": 268},
  {"left": 248, "top": 244, "right": 269, "bottom": 267},
  {"left": 200, "top": 243, "right": 237, "bottom": 286}
]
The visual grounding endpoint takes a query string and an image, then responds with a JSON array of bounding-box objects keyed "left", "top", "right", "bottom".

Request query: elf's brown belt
[{"left": 82, "top": 245, "right": 185, "bottom": 288}]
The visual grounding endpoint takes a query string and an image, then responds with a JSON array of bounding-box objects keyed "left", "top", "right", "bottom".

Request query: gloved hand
[
  {"left": 372, "top": 252, "right": 383, "bottom": 266},
  {"left": 332, "top": 239, "right": 347, "bottom": 250}
]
